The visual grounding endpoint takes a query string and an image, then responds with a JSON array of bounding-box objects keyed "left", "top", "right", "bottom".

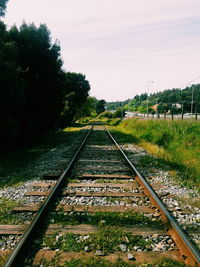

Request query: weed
[
  {"left": 38, "top": 256, "right": 187, "bottom": 267},
  {"left": 48, "top": 211, "right": 162, "bottom": 227},
  {"left": 42, "top": 226, "right": 151, "bottom": 255},
  {"left": 0, "top": 197, "right": 22, "bottom": 224},
  {"left": 39, "top": 252, "right": 60, "bottom": 267}
]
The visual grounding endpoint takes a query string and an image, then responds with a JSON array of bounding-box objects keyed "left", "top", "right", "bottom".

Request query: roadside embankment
[{"left": 110, "top": 118, "right": 200, "bottom": 189}]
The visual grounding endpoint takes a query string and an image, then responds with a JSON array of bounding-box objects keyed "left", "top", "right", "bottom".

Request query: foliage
[
  {"left": 77, "top": 96, "right": 97, "bottom": 118},
  {"left": 0, "top": 197, "right": 22, "bottom": 224},
  {"left": 9, "top": 23, "right": 64, "bottom": 136},
  {"left": 48, "top": 211, "right": 162, "bottom": 227},
  {"left": 40, "top": 257, "right": 187, "bottom": 267},
  {"left": 97, "top": 111, "right": 113, "bottom": 119},
  {"left": 59, "top": 72, "right": 90, "bottom": 126},
  {"left": 0, "top": 0, "right": 8, "bottom": 17},
  {"left": 112, "top": 119, "right": 200, "bottom": 188},
  {"left": 0, "top": 21, "right": 90, "bottom": 149},
  {"left": 62, "top": 259, "right": 187, "bottom": 267},
  {"left": 96, "top": 99, "right": 106, "bottom": 114},
  {"left": 42, "top": 226, "right": 150, "bottom": 255},
  {"left": 107, "top": 84, "right": 200, "bottom": 114},
  {"left": 113, "top": 108, "right": 125, "bottom": 118}
]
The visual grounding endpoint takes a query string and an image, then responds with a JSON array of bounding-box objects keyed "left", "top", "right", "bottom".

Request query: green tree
[
  {"left": 113, "top": 108, "right": 125, "bottom": 118},
  {"left": 96, "top": 99, "right": 106, "bottom": 114},
  {"left": 0, "top": 0, "right": 8, "bottom": 17},
  {"left": 78, "top": 96, "right": 97, "bottom": 118},
  {"left": 0, "top": 21, "right": 26, "bottom": 146},
  {"left": 60, "top": 72, "right": 90, "bottom": 125},
  {"left": 9, "top": 23, "right": 64, "bottom": 135}
]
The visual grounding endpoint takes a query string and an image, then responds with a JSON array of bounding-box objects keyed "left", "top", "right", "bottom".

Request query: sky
[{"left": 3, "top": 0, "right": 200, "bottom": 101}]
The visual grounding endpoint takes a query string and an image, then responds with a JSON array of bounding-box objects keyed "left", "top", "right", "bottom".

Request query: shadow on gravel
[{"left": 0, "top": 125, "right": 88, "bottom": 188}]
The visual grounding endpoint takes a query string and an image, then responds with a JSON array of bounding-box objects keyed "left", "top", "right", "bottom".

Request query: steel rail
[
  {"left": 106, "top": 128, "right": 200, "bottom": 267},
  {"left": 4, "top": 125, "right": 93, "bottom": 267}
]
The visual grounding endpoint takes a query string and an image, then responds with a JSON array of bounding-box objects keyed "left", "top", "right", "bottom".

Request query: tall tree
[
  {"left": 9, "top": 23, "right": 64, "bottom": 134},
  {"left": 0, "top": 0, "right": 9, "bottom": 17},
  {"left": 60, "top": 72, "right": 90, "bottom": 125},
  {"left": 96, "top": 99, "right": 106, "bottom": 114},
  {"left": 0, "top": 21, "right": 26, "bottom": 146}
]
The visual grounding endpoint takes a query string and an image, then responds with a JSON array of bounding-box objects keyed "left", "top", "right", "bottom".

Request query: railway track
[{"left": 2, "top": 124, "right": 200, "bottom": 266}]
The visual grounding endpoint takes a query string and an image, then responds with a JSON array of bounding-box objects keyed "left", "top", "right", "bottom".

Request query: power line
[{"left": 181, "top": 75, "right": 200, "bottom": 88}]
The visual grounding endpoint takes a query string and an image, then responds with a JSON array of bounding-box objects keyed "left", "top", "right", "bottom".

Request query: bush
[{"left": 97, "top": 111, "right": 113, "bottom": 119}]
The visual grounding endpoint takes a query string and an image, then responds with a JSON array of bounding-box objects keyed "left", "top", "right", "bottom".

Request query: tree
[
  {"left": 0, "top": 0, "right": 8, "bottom": 17},
  {"left": 0, "top": 21, "right": 26, "bottom": 146},
  {"left": 9, "top": 23, "right": 64, "bottom": 135},
  {"left": 113, "top": 108, "right": 125, "bottom": 118},
  {"left": 96, "top": 99, "right": 106, "bottom": 114},
  {"left": 59, "top": 72, "right": 90, "bottom": 125},
  {"left": 78, "top": 96, "right": 97, "bottom": 118}
]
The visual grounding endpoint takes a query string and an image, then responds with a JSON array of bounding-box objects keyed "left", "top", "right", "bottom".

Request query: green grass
[
  {"left": 0, "top": 197, "right": 22, "bottom": 224},
  {"left": 39, "top": 256, "right": 187, "bottom": 267},
  {"left": 110, "top": 119, "right": 200, "bottom": 189},
  {"left": 42, "top": 226, "right": 151, "bottom": 255},
  {"left": 47, "top": 211, "right": 162, "bottom": 227},
  {"left": 63, "top": 259, "right": 187, "bottom": 267},
  {"left": 0, "top": 254, "right": 9, "bottom": 267}
]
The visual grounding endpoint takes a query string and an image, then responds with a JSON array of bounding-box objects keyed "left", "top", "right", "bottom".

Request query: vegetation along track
[{"left": 2, "top": 124, "right": 200, "bottom": 267}]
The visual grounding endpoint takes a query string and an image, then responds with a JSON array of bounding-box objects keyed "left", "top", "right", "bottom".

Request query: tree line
[
  {"left": 0, "top": 2, "right": 90, "bottom": 149},
  {"left": 107, "top": 85, "right": 200, "bottom": 115}
]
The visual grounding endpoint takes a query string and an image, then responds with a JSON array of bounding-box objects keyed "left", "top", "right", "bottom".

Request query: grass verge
[{"left": 110, "top": 119, "right": 200, "bottom": 190}]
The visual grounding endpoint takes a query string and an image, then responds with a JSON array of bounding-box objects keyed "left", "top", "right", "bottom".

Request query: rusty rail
[
  {"left": 106, "top": 128, "right": 200, "bottom": 267},
  {"left": 4, "top": 126, "right": 93, "bottom": 267}
]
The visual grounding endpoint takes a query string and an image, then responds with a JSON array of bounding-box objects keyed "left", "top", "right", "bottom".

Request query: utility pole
[
  {"left": 121, "top": 102, "right": 123, "bottom": 119},
  {"left": 191, "top": 87, "right": 194, "bottom": 114},
  {"left": 181, "top": 102, "right": 184, "bottom": 120},
  {"left": 147, "top": 81, "right": 154, "bottom": 117}
]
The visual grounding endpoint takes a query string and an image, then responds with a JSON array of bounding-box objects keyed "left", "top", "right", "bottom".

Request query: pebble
[
  {"left": 59, "top": 195, "right": 150, "bottom": 207},
  {"left": 84, "top": 246, "right": 90, "bottom": 252},
  {"left": 119, "top": 244, "right": 127, "bottom": 252},
  {"left": 121, "top": 143, "right": 200, "bottom": 250},
  {"left": 95, "top": 250, "right": 104, "bottom": 256},
  {"left": 127, "top": 253, "right": 136, "bottom": 261}
]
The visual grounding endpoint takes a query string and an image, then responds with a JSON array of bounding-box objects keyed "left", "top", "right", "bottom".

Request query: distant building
[
  {"left": 172, "top": 103, "right": 181, "bottom": 109},
  {"left": 152, "top": 104, "right": 159, "bottom": 111}
]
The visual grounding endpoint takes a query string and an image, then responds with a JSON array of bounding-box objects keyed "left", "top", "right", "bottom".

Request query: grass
[
  {"left": 47, "top": 211, "right": 162, "bottom": 227},
  {"left": 63, "top": 259, "right": 187, "bottom": 267},
  {"left": 39, "top": 256, "right": 187, "bottom": 267},
  {"left": 42, "top": 226, "right": 151, "bottom": 255},
  {"left": 0, "top": 197, "right": 22, "bottom": 224},
  {"left": 0, "top": 254, "right": 10, "bottom": 267},
  {"left": 110, "top": 119, "right": 200, "bottom": 190}
]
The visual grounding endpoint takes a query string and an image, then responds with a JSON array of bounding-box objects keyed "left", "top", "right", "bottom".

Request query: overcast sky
[{"left": 4, "top": 0, "right": 200, "bottom": 101}]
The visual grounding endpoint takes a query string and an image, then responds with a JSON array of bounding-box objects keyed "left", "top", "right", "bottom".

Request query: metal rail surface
[
  {"left": 106, "top": 127, "right": 200, "bottom": 267},
  {"left": 3, "top": 124, "right": 200, "bottom": 266},
  {"left": 4, "top": 126, "right": 93, "bottom": 267}
]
